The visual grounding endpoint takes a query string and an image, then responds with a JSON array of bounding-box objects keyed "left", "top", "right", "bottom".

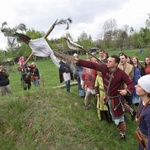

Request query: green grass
[{"left": 1, "top": 48, "right": 149, "bottom": 150}]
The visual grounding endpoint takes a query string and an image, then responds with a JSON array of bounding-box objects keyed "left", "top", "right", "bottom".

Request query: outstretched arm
[{"left": 74, "top": 59, "right": 106, "bottom": 74}]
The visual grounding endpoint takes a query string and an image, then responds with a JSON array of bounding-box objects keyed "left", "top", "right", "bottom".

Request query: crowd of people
[
  {"left": 17, "top": 56, "right": 40, "bottom": 90},
  {"left": 0, "top": 50, "right": 150, "bottom": 149},
  {"left": 0, "top": 56, "right": 40, "bottom": 95},
  {"left": 71, "top": 49, "right": 150, "bottom": 149}
]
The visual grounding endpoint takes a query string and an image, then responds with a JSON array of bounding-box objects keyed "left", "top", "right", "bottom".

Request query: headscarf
[{"left": 138, "top": 75, "right": 150, "bottom": 93}]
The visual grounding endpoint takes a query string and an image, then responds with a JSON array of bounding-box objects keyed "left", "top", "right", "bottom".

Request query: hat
[
  {"left": 138, "top": 75, "right": 150, "bottom": 93},
  {"left": 73, "top": 53, "right": 78, "bottom": 57}
]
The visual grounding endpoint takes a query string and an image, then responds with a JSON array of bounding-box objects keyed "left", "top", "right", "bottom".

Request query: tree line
[{"left": 0, "top": 14, "right": 150, "bottom": 59}]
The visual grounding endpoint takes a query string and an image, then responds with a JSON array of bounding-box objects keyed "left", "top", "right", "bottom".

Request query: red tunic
[
  {"left": 77, "top": 60, "right": 134, "bottom": 118},
  {"left": 145, "top": 66, "right": 150, "bottom": 75},
  {"left": 81, "top": 67, "right": 97, "bottom": 89}
]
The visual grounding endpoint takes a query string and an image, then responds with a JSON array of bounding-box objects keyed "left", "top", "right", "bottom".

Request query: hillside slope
[{"left": 0, "top": 86, "right": 138, "bottom": 150}]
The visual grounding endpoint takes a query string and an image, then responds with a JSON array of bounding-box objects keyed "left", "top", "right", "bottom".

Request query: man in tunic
[
  {"left": 73, "top": 55, "right": 134, "bottom": 139},
  {"left": 118, "top": 53, "right": 134, "bottom": 106}
]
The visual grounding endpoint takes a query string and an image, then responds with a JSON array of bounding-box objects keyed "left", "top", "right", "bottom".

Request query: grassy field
[{"left": 0, "top": 48, "right": 149, "bottom": 150}]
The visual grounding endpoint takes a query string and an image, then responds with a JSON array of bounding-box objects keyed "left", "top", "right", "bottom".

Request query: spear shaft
[
  {"left": 64, "top": 37, "right": 102, "bottom": 63},
  {"left": 24, "top": 19, "right": 58, "bottom": 65}
]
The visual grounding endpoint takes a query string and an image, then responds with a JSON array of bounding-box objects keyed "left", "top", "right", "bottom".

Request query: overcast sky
[{"left": 0, "top": 0, "right": 150, "bottom": 50}]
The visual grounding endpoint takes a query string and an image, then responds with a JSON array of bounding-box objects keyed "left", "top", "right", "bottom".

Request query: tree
[
  {"left": 102, "top": 19, "right": 117, "bottom": 50},
  {"left": 145, "top": 13, "right": 150, "bottom": 29},
  {"left": 0, "top": 22, "right": 27, "bottom": 49},
  {"left": 114, "top": 29, "right": 128, "bottom": 50},
  {"left": 144, "top": 14, "right": 150, "bottom": 48},
  {"left": 78, "top": 31, "right": 95, "bottom": 50}
]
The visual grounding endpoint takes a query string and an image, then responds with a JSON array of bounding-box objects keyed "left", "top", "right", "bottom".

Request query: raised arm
[{"left": 76, "top": 59, "right": 107, "bottom": 73}]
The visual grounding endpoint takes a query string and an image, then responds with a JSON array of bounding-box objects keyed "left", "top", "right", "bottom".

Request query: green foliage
[
  {"left": 26, "top": 29, "right": 43, "bottom": 39},
  {"left": 1, "top": 14, "right": 150, "bottom": 53},
  {"left": 78, "top": 31, "right": 95, "bottom": 50}
]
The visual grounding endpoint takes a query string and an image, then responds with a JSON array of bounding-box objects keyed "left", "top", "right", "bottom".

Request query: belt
[
  {"left": 107, "top": 95, "right": 120, "bottom": 99},
  {"left": 108, "top": 94, "right": 125, "bottom": 111}
]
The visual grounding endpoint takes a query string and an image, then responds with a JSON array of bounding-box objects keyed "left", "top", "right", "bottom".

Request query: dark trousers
[
  {"left": 124, "top": 94, "right": 133, "bottom": 106},
  {"left": 65, "top": 80, "right": 70, "bottom": 92}
]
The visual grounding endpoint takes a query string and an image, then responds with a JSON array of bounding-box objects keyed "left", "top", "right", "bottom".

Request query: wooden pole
[
  {"left": 24, "top": 53, "right": 33, "bottom": 65},
  {"left": 43, "top": 19, "right": 58, "bottom": 38},
  {"left": 64, "top": 37, "right": 102, "bottom": 63},
  {"left": 24, "top": 19, "right": 58, "bottom": 65},
  {"left": 80, "top": 47, "right": 101, "bottom": 62}
]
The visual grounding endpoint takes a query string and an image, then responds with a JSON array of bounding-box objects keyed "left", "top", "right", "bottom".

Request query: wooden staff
[
  {"left": 43, "top": 19, "right": 58, "bottom": 38},
  {"left": 80, "top": 47, "right": 101, "bottom": 62},
  {"left": 64, "top": 37, "right": 102, "bottom": 63},
  {"left": 24, "top": 19, "right": 58, "bottom": 65}
]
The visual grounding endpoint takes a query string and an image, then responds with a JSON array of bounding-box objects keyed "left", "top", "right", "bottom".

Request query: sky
[{"left": 0, "top": 0, "right": 150, "bottom": 51}]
